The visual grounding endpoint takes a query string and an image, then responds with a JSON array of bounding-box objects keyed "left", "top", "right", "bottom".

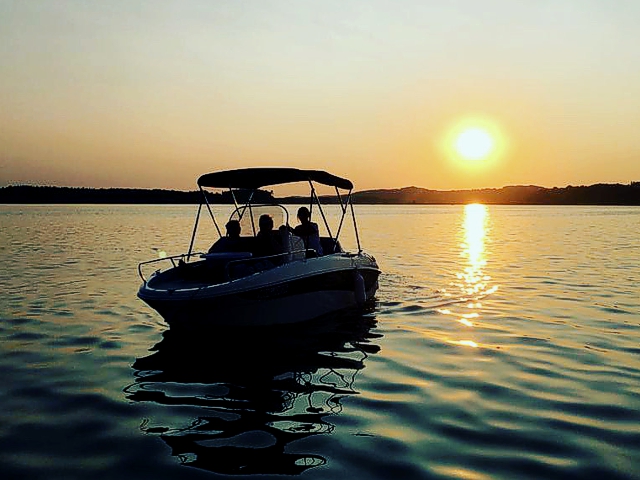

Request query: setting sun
[
  {"left": 455, "top": 128, "right": 494, "bottom": 161},
  {"left": 440, "top": 117, "right": 507, "bottom": 171}
]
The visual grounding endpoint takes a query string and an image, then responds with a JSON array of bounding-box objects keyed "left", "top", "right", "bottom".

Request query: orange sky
[{"left": 1, "top": 1, "right": 639, "bottom": 191}]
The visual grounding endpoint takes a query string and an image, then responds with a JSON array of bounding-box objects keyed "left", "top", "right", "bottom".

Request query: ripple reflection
[
  {"left": 458, "top": 203, "right": 491, "bottom": 298},
  {"left": 126, "top": 313, "right": 381, "bottom": 475},
  {"left": 439, "top": 204, "right": 499, "bottom": 349}
]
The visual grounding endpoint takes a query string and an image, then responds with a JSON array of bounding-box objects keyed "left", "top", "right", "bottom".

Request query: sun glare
[
  {"left": 455, "top": 128, "right": 494, "bottom": 161},
  {"left": 440, "top": 117, "right": 506, "bottom": 167}
]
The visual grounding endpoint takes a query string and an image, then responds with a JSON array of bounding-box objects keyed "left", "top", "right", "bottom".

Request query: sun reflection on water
[
  {"left": 446, "top": 204, "right": 498, "bottom": 348},
  {"left": 449, "top": 339, "right": 479, "bottom": 348},
  {"left": 458, "top": 203, "right": 489, "bottom": 297}
]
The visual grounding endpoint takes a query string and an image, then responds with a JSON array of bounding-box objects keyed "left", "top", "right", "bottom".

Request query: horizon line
[{"left": 2, "top": 181, "right": 639, "bottom": 193}]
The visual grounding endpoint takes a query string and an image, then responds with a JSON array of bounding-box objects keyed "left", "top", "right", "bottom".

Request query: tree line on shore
[
  {"left": 348, "top": 183, "right": 640, "bottom": 205},
  {"left": 1, "top": 182, "right": 639, "bottom": 205},
  {"left": 0, "top": 185, "right": 274, "bottom": 204}
]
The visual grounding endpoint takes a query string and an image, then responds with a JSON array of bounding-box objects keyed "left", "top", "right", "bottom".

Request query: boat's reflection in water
[{"left": 127, "top": 310, "right": 381, "bottom": 475}]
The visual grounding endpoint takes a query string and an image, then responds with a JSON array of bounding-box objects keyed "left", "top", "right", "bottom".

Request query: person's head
[
  {"left": 258, "top": 214, "right": 273, "bottom": 232},
  {"left": 225, "top": 220, "right": 241, "bottom": 238},
  {"left": 297, "top": 207, "right": 311, "bottom": 223}
]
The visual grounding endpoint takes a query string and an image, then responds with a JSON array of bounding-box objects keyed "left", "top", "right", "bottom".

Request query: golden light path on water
[
  {"left": 442, "top": 203, "right": 498, "bottom": 349},
  {"left": 460, "top": 203, "right": 489, "bottom": 297}
]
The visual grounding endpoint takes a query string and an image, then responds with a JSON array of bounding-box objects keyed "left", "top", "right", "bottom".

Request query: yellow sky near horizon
[{"left": 1, "top": 0, "right": 639, "bottom": 192}]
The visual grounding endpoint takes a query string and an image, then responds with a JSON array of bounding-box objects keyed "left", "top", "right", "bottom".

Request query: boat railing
[
  {"left": 137, "top": 253, "right": 203, "bottom": 284},
  {"left": 138, "top": 246, "right": 325, "bottom": 285}
]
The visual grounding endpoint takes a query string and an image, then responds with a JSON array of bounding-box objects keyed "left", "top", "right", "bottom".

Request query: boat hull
[{"left": 138, "top": 254, "right": 380, "bottom": 327}]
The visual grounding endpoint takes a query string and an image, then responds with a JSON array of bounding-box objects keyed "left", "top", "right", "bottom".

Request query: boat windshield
[{"left": 229, "top": 204, "right": 290, "bottom": 237}]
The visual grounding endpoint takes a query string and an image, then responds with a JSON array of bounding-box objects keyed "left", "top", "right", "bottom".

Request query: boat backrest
[
  {"left": 210, "top": 235, "right": 342, "bottom": 257},
  {"left": 320, "top": 237, "right": 343, "bottom": 254},
  {"left": 209, "top": 236, "right": 257, "bottom": 255}
]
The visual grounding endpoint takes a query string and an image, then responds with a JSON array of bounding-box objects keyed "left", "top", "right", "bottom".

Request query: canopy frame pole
[
  {"left": 230, "top": 187, "right": 241, "bottom": 219},
  {"left": 230, "top": 188, "right": 257, "bottom": 236},
  {"left": 201, "top": 186, "right": 222, "bottom": 238},
  {"left": 248, "top": 199, "right": 256, "bottom": 237},
  {"left": 246, "top": 190, "right": 256, "bottom": 235},
  {"left": 307, "top": 180, "right": 314, "bottom": 225},
  {"left": 309, "top": 180, "right": 333, "bottom": 240},
  {"left": 349, "top": 194, "right": 362, "bottom": 253},
  {"left": 335, "top": 187, "right": 348, "bottom": 214},
  {"left": 333, "top": 188, "right": 351, "bottom": 242},
  {"left": 230, "top": 188, "right": 255, "bottom": 222},
  {"left": 187, "top": 201, "right": 203, "bottom": 259}
]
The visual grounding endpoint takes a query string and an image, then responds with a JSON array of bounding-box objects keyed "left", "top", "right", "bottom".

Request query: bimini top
[{"left": 198, "top": 168, "right": 353, "bottom": 190}]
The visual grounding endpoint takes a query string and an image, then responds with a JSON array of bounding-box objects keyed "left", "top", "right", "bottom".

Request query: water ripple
[{"left": 1, "top": 205, "right": 640, "bottom": 479}]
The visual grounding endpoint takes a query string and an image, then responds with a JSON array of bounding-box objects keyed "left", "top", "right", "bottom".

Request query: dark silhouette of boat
[{"left": 137, "top": 168, "right": 380, "bottom": 327}]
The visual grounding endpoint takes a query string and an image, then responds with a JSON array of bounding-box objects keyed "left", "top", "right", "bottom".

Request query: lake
[{"left": 0, "top": 204, "right": 639, "bottom": 480}]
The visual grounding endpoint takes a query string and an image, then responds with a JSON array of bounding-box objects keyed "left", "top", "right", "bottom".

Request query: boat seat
[
  {"left": 210, "top": 235, "right": 342, "bottom": 259},
  {"left": 320, "top": 237, "right": 343, "bottom": 254},
  {"left": 208, "top": 236, "right": 257, "bottom": 254}
]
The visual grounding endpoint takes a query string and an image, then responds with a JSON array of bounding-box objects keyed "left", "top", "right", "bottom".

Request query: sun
[
  {"left": 439, "top": 116, "right": 506, "bottom": 167},
  {"left": 455, "top": 128, "right": 494, "bottom": 161}
]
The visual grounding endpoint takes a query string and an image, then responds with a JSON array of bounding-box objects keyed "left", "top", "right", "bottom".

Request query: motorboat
[{"left": 137, "top": 168, "right": 380, "bottom": 327}]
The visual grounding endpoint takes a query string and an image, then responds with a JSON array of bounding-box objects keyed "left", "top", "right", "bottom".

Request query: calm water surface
[{"left": 0, "top": 204, "right": 639, "bottom": 479}]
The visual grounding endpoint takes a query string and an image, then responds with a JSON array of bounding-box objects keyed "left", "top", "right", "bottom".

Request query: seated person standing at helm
[{"left": 293, "top": 207, "right": 323, "bottom": 256}]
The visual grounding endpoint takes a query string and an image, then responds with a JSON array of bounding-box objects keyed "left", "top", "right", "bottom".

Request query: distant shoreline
[{"left": 1, "top": 183, "right": 639, "bottom": 205}]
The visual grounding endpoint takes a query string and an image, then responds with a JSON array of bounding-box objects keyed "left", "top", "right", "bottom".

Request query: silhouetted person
[
  {"left": 226, "top": 220, "right": 241, "bottom": 239},
  {"left": 293, "top": 207, "right": 323, "bottom": 256},
  {"left": 257, "top": 214, "right": 273, "bottom": 236},
  {"left": 208, "top": 220, "right": 242, "bottom": 253},
  {"left": 255, "top": 214, "right": 281, "bottom": 258}
]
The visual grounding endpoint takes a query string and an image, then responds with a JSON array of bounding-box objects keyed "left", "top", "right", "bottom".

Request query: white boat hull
[{"left": 138, "top": 253, "right": 380, "bottom": 327}]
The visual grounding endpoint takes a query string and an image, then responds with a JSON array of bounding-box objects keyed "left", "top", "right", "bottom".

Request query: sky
[{"left": 1, "top": 0, "right": 639, "bottom": 192}]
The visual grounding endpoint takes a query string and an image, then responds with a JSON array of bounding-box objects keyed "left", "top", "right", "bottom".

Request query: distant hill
[
  {"left": 0, "top": 185, "right": 274, "bottom": 204},
  {"left": 1, "top": 183, "right": 639, "bottom": 205},
  {"left": 349, "top": 183, "right": 640, "bottom": 205}
]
